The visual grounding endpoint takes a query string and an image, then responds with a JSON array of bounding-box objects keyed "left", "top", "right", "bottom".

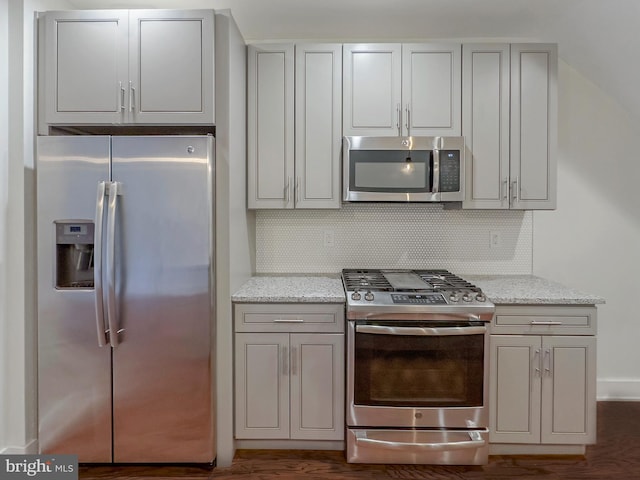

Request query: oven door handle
[
  {"left": 354, "top": 430, "right": 486, "bottom": 451},
  {"left": 355, "top": 325, "right": 486, "bottom": 336}
]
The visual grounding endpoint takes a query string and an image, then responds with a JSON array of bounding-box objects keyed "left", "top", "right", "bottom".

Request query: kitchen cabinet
[
  {"left": 247, "top": 43, "right": 342, "bottom": 209},
  {"left": 489, "top": 306, "right": 597, "bottom": 453},
  {"left": 343, "top": 43, "right": 461, "bottom": 137},
  {"left": 41, "top": 9, "right": 214, "bottom": 125},
  {"left": 462, "top": 43, "right": 557, "bottom": 209},
  {"left": 234, "top": 303, "right": 344, "bottom": 441}
]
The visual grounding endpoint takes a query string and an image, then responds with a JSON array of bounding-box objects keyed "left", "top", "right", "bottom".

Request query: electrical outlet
[
  {"left": 490, "top": 231, "right": 502, "bottom": 249},
  {"left": 323, "top": 230, "right": 335, "bottom": 247}
]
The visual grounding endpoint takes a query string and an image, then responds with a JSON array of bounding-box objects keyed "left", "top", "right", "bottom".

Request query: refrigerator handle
[
  {"left": 94, "top": 181, "right": 108, "bottom": 347},
  {"left": 106, "top": 182, "right": 121, "bottom": 348}
]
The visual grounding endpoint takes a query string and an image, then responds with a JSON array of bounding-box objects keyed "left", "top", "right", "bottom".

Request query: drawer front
[
  {"left": 234, "top": 303, "right": 345, "bottom": 333},
  {"left": 492, "top": 306, "right": 597, "bottom": 335}
]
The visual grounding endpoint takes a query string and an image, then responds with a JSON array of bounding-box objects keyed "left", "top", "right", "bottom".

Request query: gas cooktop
[{"left": 342, "top": 269, "right": 495, "bottom": 318}]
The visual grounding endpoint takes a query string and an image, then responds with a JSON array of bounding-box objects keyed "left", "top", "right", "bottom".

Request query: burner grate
[
  {"left": 342, "top": 269, "right": 393, "bottom": 291},
  {"left": 415, "top": 270, "right": 476, "bottom": 290}
]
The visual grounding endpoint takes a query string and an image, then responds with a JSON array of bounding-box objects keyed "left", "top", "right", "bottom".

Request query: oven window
[{"left": 354, "top": 330, "right": 484, "bottom": 407}]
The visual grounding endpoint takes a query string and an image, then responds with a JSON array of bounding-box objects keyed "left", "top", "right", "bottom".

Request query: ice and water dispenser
[{"left": 55, "top": 221, "right": 95, "bottom": 289}]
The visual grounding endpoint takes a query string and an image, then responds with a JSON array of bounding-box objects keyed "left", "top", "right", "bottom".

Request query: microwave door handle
[
  {"left": 432, "top": 149, "right": 440, "bottom": 194},
  {"left": 356, "top": 325, "right": 487, "bottom": 336}
]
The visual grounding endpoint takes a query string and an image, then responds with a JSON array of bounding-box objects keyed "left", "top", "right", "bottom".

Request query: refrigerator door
[
  {"left": 37, "top": 136, "right": 112, "bottom": 462},
  {"left": 110, "top": 136, "right": 215, "bottom": 463}
]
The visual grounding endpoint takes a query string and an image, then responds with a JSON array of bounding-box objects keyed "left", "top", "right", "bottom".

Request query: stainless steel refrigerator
[{"left": 36, "top": 135, "right": 215, "bottom": 463}]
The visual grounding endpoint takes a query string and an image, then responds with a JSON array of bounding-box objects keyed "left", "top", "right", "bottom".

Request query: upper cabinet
[
  {"left": 463, "top": 44, "right": 557, "bottom": 209},
  {"left": 41, "top": 9, "right": 215, "bottom": 125},
  {"left": 343, "top": 43, "right": 461, "bottom": 137},
  {"left": 247, "top": 43, "right": 342, "bottom": 209}
]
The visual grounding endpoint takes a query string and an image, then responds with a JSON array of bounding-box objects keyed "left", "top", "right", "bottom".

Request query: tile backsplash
[{"left": 256, "top": 204, "right": 532, "bottom": 275}]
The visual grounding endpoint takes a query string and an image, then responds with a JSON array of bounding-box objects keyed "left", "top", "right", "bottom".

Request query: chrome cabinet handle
[
  {"left": 511, "top": 178, "right": 518, "bottom": 202},
  {"left": 544, "top": 348, "right": 552, "bottom": 376},
  {"left": 273, "top": 318, "right": 304, "bottom": 323},
  {"left": 129, "top": 81, "right": 135, "bottom": 113},
  {"left": 530, "top": 321, "right": 563, "bottom": 326},
  {"left": 119, "top": 82, "right": 126, "bottom": 112},
  {"left": 396, "top": 103, "right": 401, "bottom": 136},
  {"left": 354, "top": 430, "right": 486, "bottom": 451},
  {"left": 502, "top": 178, "right": 508, "bottom": 201},
  {"left": 94, "top": 182, "right": 108, "bottom": 347},
  {"left": 534, "top": 348, "right": 541, "bottom": 377},
  {"left": 106, "top": 182, "right": 121, "bottom": 347},
  {"left": 295, "top": 176, "right": 300, "bottom": 203},
  {"left": 405, "top": 104, "right": 411, "bottom": 137},
  {"left": 356, "top": 324, "right": 486, "bottom": 336}
]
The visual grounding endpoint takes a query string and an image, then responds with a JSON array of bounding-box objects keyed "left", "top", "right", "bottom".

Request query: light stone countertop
[
  {"left": 231, "top": 275, "right": 345, "bottom": 303},
  {"left": 232, "top": 273, "right": 605, "bottom": 305},
  {"left": 465, "top": 275, "right": 605, "bottom": 305}
]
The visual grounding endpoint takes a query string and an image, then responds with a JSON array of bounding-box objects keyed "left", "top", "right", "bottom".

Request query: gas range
[{"left": 342, "top": 269, "right": 494, "bottom": 319}]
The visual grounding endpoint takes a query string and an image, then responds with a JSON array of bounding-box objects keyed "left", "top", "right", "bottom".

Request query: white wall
[
  {"left": 0, "top": 0, "right": 9, "bottom": 451},
  {"left": 533, "top": 61, "right": 640, "bottom": 400},
  {"left": 214, "top": 10, "right": 254, "bottom": 467}
]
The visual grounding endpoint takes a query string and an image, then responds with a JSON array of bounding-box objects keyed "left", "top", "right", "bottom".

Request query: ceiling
[{"left": 63, "top": 0, "right": 640, "bottom": 123}]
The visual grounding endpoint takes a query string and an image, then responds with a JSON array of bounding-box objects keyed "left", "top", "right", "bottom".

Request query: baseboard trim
[
  {"left": 0, "top": 438, "right": 38, "bottom": 455},
  {"left": 597, "top": 379, "right": 640, "bottom": 400}
]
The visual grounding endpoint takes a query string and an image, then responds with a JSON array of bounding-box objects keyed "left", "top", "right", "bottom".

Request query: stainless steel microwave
[{"left": 343, "top": 136, "right": 465, "bottom": 202}]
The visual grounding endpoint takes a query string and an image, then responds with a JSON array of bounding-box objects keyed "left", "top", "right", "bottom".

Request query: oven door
[{"left": 347, "top": 320, "right": 489, "bottom": 429}]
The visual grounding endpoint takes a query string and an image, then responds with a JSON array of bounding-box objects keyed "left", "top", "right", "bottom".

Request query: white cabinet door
[
  {"left": 247, "top": 44, "right": 295, "bottom": 208},
  {"left": 343, "top": 44, "right": 402, "bottom": 136},
  {"left": 510, "top": 44, "right": 557, "bottom": 210},
  {"left": 42, "top": 9, "right": 213, "bottom": 125},
  {"left": 128, "top": 10, "right": 214, "bottom": 124},
  {"left": 290, "top": 334, "right": 344, "bottom": 440},
  {"left": 235, "top": 333, "right": 290, "bottom": 439},
  {"left": 294, "top": 44, "right": 342, "bottom": 209},
  {"left": 462, "top": 44, "right": 510, "bottom": 209},
  {"left": 490, "top": 335, "right": 541, "bottom": 444},
  {"left": 43, "top": 10, "right": 129, "bottom": 124},
  {"left": 491, "top": 334, "right": 596, "bottom": 446},
  {"left": 403, "top": 44, "right": 461, "bottom": 136},
  {"left": 541, "top": 336, "right": 597, "bottom": 444}
]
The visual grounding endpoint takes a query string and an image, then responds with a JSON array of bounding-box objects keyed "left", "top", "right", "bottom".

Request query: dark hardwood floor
[{"left": 80, "top": 401, "right": 640, "bottom": 480}]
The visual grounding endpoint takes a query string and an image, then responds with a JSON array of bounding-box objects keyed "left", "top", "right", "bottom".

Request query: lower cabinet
[
  {"left": 489, "top": 306, "right": 597, "bottom": 453},
  {"left": 234, "top": 304, "right": 344, "bottom": 441}
]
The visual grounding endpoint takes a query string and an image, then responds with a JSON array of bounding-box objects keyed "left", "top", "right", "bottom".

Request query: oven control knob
[
  {"left": 364, "top": 290, "right": 375, "bottom": 301},
  {"left": 351, "top": 291, "right": 362, "bottom": 301},
  {"left": 462, "top": 293, "right": 473, "bottom": 302},
  {"left": 475, "top": 293, "right": 486, "bottom": 302},
  {"left": 449, "top": 293, "right": 460, "bottom": 302}
]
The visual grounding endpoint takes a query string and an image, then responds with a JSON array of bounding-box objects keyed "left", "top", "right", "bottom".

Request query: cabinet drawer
[
  {"left": 492, "top": 306, "right": 596, "bottom": 335},
  {"left": 234, "top": 303, "right": 345, "bottom": 333}
]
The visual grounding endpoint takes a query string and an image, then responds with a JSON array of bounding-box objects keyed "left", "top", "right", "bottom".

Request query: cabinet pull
[
  {"left": 405, "top": 104, "right": 411, "bottom": 137},
  {"left": 396, "top": 103, "right": 402, "bottom": 136},
  {"left": 119, "top": 82, "right": 126, "bottom": 112},
  {"left": 129, "top": 81, "right": 136, "bottom": 113},
  {"left": 273, "top": 318, "right": 304, "bottom": 323},
  {"left": 534, "top": 348, "right": 541, "bottom": 377},
  {"left": 296, "top": 176, "right": 300, "bottom": 203},
  {"left": 544, "top": 348, "right": 552, "bottom": 376},
  {"left": 502, "top": 178, "right": 508, "bottom": 201},
  {"left": 284, "top": 177, "right": 290, "bottom": 204},
  {"left": 530, "top": 321, "right": 563, "bottom": 326},
  {"left": 511, "top": 178, "right": 518, "bottom": 202}
]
